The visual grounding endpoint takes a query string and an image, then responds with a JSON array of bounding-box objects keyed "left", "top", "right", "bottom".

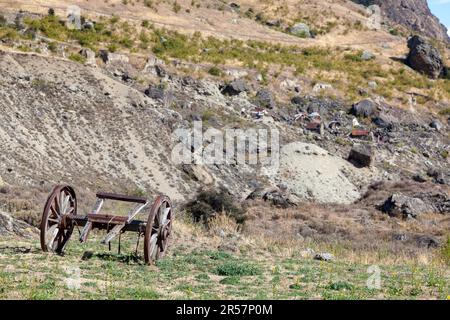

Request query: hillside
[{"left": 0, "top": 0, "right": 449, "bottom": 300}]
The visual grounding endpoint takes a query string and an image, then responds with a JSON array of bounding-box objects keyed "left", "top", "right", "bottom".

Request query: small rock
[
  {"left": 82, "top": 21, "right": 95, "bottom": 30},
  {"left": 312, "top": 83, "right": 332, "bottom": 93},
  {"left": 415, "top": 235, "right": 440, "bottom": 249},
  {"left": 98, "top": 50, "right": 129, "bottom": 65},
  {"left": 430, "top": 119, "right": 443, "bottom": 131},
  {"left": 412, "top": 174, "right": 427, "bottom": 183},
  {"left": 314, "top": 252, "right": 334, "bottom": 262},
  {"left": 368, "top": 81, "right": 378, "bottom": 89},
  {"left": 361, "top": 50, "right": 375, "bottom": 61},
  {"left": 79, "top": 48, "right": 96, "bottom": 66}
]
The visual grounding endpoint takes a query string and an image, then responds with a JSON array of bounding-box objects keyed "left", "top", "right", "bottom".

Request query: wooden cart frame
[{"left": 40, "top": 185, "right": 173, "bottom": 264}]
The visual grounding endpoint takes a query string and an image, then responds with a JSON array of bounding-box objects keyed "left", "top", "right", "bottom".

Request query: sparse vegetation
[{"left": 184, "top": 188, "right": 246, "bottom": 224}]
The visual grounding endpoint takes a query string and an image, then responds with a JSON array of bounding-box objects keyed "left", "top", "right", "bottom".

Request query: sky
[{"left": 428, "top": 0, "right": 450, "bottom": 36}]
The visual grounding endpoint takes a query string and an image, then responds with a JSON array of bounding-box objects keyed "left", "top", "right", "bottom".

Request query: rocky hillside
[
  {"left": 0, "top": 1, "right": 448, "bottom": 300},
  {"left": 355, "top": 0, "right": 449, "bottom": 43}
]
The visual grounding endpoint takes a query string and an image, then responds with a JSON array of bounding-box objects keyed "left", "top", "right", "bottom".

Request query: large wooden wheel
[
  {"left": 144, "top": 195, "right": 173, "bottom": 264},
  {"left": 40, "top": 185, "right": 77, "bottom": 254}
]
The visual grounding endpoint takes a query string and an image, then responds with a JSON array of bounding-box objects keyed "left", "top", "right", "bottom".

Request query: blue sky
[{"left": 428, "top": 0, "right": 450, "bottom": 35}]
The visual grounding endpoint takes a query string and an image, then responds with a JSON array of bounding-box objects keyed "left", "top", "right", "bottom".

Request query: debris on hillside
[
  {"left": 246, "top": 185, "right": 297, "bottom": 208},
  {"left": 0, "top": 211, "right": 37, "bottom": 238},
  {"left": 381, "top": 193, "right": 434, "bottom": 219},
  {"left": 348, "top": 145, "right": 373, "bottom": 168}
]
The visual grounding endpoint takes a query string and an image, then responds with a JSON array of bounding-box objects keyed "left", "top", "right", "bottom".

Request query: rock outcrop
[
  {"left": 381, "top": 193, "right": 434, "bottom": 219},
  {"left": 355, "top": 0, "right": 449, "bottom": 42}
]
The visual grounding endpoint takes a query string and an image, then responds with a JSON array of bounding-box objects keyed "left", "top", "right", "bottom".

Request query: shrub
[
  {"left": 326, "top": 281, "right": 354, "bottom": 291},
  {"left": 48, "top": 8, "right": 55, "bottom": 16},
  {"left": 215, "top": 261, "right": 261, "bottom": 276},
  {"left": 173, "top": 1, "right": 181, "bottom": 13},
  {"left": 47, "top": 41, "right": 57, "bottom": 52},
  {"left": 68, "top": 53, "right": 86, "bottom": 64},
  {"left": 0, "top": 15, "right": 7, "bottom": 27},
  {"left": 184, "top": 188, "right": 246, "bottom": 224},
  {"left": 208, "top": 66, "right": 222, "bottom": 76}
]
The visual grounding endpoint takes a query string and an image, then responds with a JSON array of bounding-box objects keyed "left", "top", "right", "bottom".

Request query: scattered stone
[
  {"left": 372, "top": 112, "right": 395, "bottom": 129},
  {"left": 429, "top": 119, "right": 443, "bottom": 131},
  {"left": 144, "top": 55, "right": 166, "bottom": 77},
  {"left": 79, "top": 48, "right": 96, "bottom": 66},
  {"left": 361, "top": 50, "right": 375, "bottom": 61},
  {"left": 82, "top": 21, "right": 95, "bottom": 30},
  {"left": 427, "top": 168, "right": 447, "bottom": 185},
  {"left": 221, "top": 79, "right": 249, "bottom": 96},
  {"left": 291, "top": 96, "right": 303, "bottom": 106},
  {"left": 312, "top": 83, "right": 332, "bottom": 93},
  {"left": 265, "top": 19, "right": 281, "bottom": 27},
  {"left": 406, "top": 35, "right": 445, "bottom": 79},
  {"left": 229, "top": 2, "right": 240, "bottom": 11},
  {"left": 415, "top": 235, "right": 440, "bottom": 248},
  {"left": 246, "top": 186, "right": 297, "bottom": 208},
  {"left": 98, "top": 50, "right": 129, "bottom": 65},
  {"left": 289, "top": 23, "right": 311, "bottom": 38},
  {"left": 348, "top": 145, "right": 373, "bottom": 167},
  {"left": 255, "top": 89, "right": 276, "bottom": 109},
  {"left": 351, "top": 99, "right": 377, "bottom": 118},
  {"left": 314, "top": 252, "right": 334, "bottom": 261},
  {"left": 144, "top": 84, "right": 165, "bottom": 100},
  {"left": 224, "top": 69, "right": 248, "bottom": 79},
  {"left": 368, "top": 81, "right": 377, "bottom": 89},
  {"left": 412, "top": 174, "right": 427, "bottom": 183},
  {"left": 381, "top": 193, "right": 433, "bottom": 219}
]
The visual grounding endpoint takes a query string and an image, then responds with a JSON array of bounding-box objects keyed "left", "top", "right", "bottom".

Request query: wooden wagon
[{"left": 40, "top": 185, "right": 173, "bottom": 264}]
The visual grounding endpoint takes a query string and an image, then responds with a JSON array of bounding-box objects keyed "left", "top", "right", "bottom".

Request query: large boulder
[
  {"left": 221, "top": 79, "right": 249, "bottom": 96},
  {"left": 351, "top": 99, "right": 377, "bottom": 118},
  {"left": 144, "top": 84, "right": 165, "bottom": 100},
  {"left": 98, "top": 50, "right": 129, "bottom": 65},
  {"left": 381, "top": 193, "right": 433, "bottom": 219},
  {"left": 406, "top": 35, "right": 445, "bottom": 79},
  {"left": 289, "top": 23, "right": 311, "bottom": 38},
  {"left": 255, "top": 89, "right": 276, "bottom": 109},
  {"left": 348, "top": 145, "right": 373, "bottom": 167}
]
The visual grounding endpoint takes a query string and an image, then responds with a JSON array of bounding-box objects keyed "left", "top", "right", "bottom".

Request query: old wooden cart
[{"left": 40, "top": 185, "right": 173, "bottom": 264}]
